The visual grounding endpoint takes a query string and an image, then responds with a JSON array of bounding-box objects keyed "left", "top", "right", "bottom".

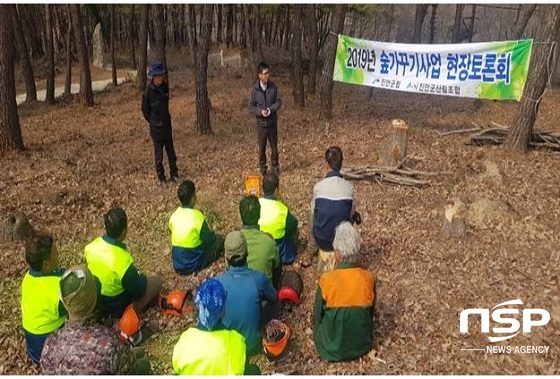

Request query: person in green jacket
[
  {"left": 258, "top": 173, "right": 298, "bottom": 264},
  {"left": 239, "top": 195, "right": 282, "bottom": 287},
  {"left": 172, "top": 278, "right": 260, "bottom": 375},
  {"left": 313, "top": 221, "right": 376, "bottom": 361},
  {"left": 21, "top": 235, "right": 67, "bottom": 364}
]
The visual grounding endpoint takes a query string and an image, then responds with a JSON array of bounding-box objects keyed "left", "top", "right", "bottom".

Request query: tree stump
[
  {"left": 0, "top": 212, "right": 36, "bottom": 241},
  {"left": 380, "top": 119, "right": 409, "bottom": 167},
  {"left": 442, "top": 202, "right": 466, "bottom": 238}
]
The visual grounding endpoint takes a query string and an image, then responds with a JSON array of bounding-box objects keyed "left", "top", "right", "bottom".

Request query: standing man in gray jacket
[{"left": 249, "top": 62, "right": 282, "bottom": 176}]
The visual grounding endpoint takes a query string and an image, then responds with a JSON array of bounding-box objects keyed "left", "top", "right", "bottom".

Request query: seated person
[
  {"left": 310, "top": 146, "right": 357, "bottom": 254},
  {"left": 239, "top": 195, "right": 281, "bottom": 287},
  {"left": 84, "top": 208, "right": 162, "bottom": 317},
  {"left": 41, "top": 265, "right": 151, "bottom": 375},
  {"left": 21, "top": 235, "right": 67, "bottom": 364},
  {"left": 172, "top": 278, "right": 260, "bottom": 375},
  {"left": 217, "top": 231, "right": 278, "bottom": 356},
  {"left": 169, "top": 180, "right": 224, "bottom": 275},
  {"left": 258, "top": 173, "right": 299, "bottom": 264},
  {"left": 313, "top": 222, "right": 376, "bottom": 362}
]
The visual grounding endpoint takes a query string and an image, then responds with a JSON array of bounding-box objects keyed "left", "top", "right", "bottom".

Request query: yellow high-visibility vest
[
  {"left": 21, "top": 272, "right": 66, "bottom": 335},
  {"left": 259, "top": 198, "right": 288, "bottom": 239},
  {"left": 172, "top": 327, "right": 246, "bottom": 375},
  {"left": 84, "top": 237, "right": 134, "bottom": 297},
  {"left": 169, "top": 207, "right": 205, "bottom": 248}
]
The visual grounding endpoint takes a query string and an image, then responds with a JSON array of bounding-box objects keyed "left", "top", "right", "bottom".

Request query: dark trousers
[
  {"left": 257, "top": 124, "right": 278, "bottom": 174},
  {"left": 152, "top": 134, "right": 178, "bottom": 181}
]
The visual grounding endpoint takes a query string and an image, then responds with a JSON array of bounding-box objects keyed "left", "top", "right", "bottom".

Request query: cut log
[
  {"left": 380, "top": 119, "right": 409, "bottom": 167},
  {"left": 441, "top": 202, "right": 466, "bottom": 238},
  {"left": 0, "top": 212, "right": 36, "bottom": 241}
]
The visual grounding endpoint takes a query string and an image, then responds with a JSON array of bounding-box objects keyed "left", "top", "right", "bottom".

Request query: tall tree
[
  {"left": 110, "top": 5, "right": 117, "bottom": 86},
  {"left": 515, "top": 4, "right": 537, "bottom": 39},
  {"left": 137, "top": 4, "right": 149, "bottom": 90},
  {"left": 413, "top": 4, "right": 429, "bottom": 43},
  {"left": 64, "top": 5, "right": 73, "bottom": 95},
  {"left": 129, "top": 5, "right": 137, "bottom": 68},
  {"left": 195, "top": 4, "right": 213, "bottom": 135},
  {"left": 242, "top": 4, "right": 253, "bottom": 67},
  {"left": 225, "top": 4, "right": 234, "bottom": 47},
  {"left": 291, "top": 5, "right": 304, "bottom": 108},
  {"left": 45, "top": 4, "right": 55, "bottom": 104},
  {"left": 306, "top": 5, "right": 319, "bottom": 94},
  {"left": 468, "top": 5, "right": 476, "bottom": 42},
  {"left": 451, "top": 4, "right": 464, "bottom": 43},
  {"left": 429, "top": 5, "right": 437, "bottom": 44},
  {"left": 319, "top": 4, "right": 346, "bottom": 120},
  {"left": 0, "top": 5, "right": 24, "bottom": 153},
  {"left": 505, "top": 5, "right": 560, "bottom": 151},
  {"left": 71, "top": 4, "right": 94, "bottom": 106},
  {"left": 253, "top": 5, "right": 263, "bottom": 62},
  {"left": 216, "top": 5, "right": 223, "bottom": 43},
  {"left": 186, "top": 4, "right": 197, "bottom": 67},
  {"left": 153, "top": 4, "right": 166, "bottom": 67},
  {"left": 11, "top": 5, "right": 37, "bottom": 103}
]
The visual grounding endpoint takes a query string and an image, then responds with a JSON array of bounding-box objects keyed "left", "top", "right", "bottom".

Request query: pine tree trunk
[
  {"left": 226, "top": 4, "right": 234, "bottom": 48},
  {"left": 186, "top": 4, "right": 197, "bottom": 67},
  {"left": 451, "top": 4, "right": 464, "bottom": 43},
  {"left": 137, "top": 4, "right": 149, "bottom": 90},
  {"left": 319, "top": 4, "right": 346, "bottom": 120},
  {"left": 11, "top": 5, "right": 37, "bottom": 103},
  {"left": 71, "top": 4, "right": 94, "bottom": 106},
  {"left": 515, "top": 4, "right": 537, "bottom": 39},
  {"left": 110, "top": 5, "right": 117, "bottom": 86},
  {"left": 45, "top": 4, "right": 55, "bottom": 104},
  {"left": 153, "top": 4, "right": 166, "bottom": 67},
  {"left": 129, "top": 5, "right": 137, "bottom": 69},
  {"left": 216, "top": 4, "right": 223, "bottom": 43},
  {"left": 253, "top": 5, "right": 263, "bottom": 62},
  {"left": 505, "top": 5, "right": 560, "bottom": 152},
  {"left": 306, "top": 4, "right": 318, "bottom": 94},
  {"left": 468, "top": 5, "right": 476, "bottom": 42},
  {"left": 291, "top": 5, "right": 304, "bottom": 108},
  {"left": 0, "top": 5, "right": 24, "bottom": 153},
  {"left": 429, "top": 5, "right": 437, "bottom": 44},
  {"left": 413, "top": 4, "right": 428, "bottom": 43},
  {"left": 64, "top": 5, "right": 73, "bottom": 95},
  {"left": 283, "top": 5, "right": 291, "bottom": 50},
  {"left": 195, "top": 4, "right": 213, "bottom": 135},
  {"left": 242, "top": 4, "right": 253, "bottom": 67}
]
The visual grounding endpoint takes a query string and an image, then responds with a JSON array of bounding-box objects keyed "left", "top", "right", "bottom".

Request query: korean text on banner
[{"left": 333, "top": 35, "right": 533, "bottom": 101}]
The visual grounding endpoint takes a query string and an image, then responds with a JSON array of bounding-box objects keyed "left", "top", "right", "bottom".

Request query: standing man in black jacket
[
  {"left": 249, "top": 62, "right": 282, "bottom": 177},
  {"left": 142, "top": 61, "right": 179, "bottom": 188}
]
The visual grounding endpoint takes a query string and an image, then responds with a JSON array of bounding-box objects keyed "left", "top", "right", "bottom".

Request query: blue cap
[{"left": 148, "top": 61, "right": 167, "bottom": 77}]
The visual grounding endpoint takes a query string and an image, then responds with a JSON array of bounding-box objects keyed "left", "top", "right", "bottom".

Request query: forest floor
[{"left": 2, "top": 50, "right": 560, "bottom": 374}]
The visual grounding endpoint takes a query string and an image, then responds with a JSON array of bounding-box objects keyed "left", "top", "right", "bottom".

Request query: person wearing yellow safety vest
[
  {"left": 20, "top": 235, "right": 68, "bottom": 364},
  {"left": 169, "top": 180, "right": 224, "bottom": 275},
  {"left": 84, "top": 208, "right": 162, "bottom": 318},
  {"left": 172, "top": 278, "right": 260, "bottom": 375},
  {"left": 258, "top": 173, "right": 299, "bottom": 264}
]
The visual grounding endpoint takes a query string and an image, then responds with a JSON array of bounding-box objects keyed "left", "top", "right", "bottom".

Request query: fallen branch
[
  {"left": 467, "top": 125, "right": 560, "bottom": 151},
  {"left": 341, "top": 163, "right": 448, "bottom": 187},
  {"left": 437, "top": 126, "right": 482, "bottom": 137}
]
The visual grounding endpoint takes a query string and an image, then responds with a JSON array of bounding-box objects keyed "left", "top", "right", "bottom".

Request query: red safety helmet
[
  {"left": 278, "top": 286, "right": 300, "bottom": 306},
  {"left": 263, "top": 319, "right": 291, "bottom": 360},
  {"left": 159, "top": 289, "right": 194, "bottom": 317},
  {"left": 117, "top": 304, "right": 142, "bottom": 345}
]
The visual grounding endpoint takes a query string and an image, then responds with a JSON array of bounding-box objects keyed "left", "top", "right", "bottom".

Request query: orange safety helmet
[
  {"left": 262, "top": 319, "right": 291, "bottom": 360},
  {"left": 117, "top": 304, "right": 142, "bottom": 345},
  {"left": 159, "top": 289, "right": 194, "bottom": 317}
]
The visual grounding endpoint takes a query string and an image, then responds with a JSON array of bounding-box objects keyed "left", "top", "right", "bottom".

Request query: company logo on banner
[
  {"left": 333, "top": 34, "right": 533, "bottom": 101},
  {"left": 459, "top": 299, "right": 550, "bottom": 354}
]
